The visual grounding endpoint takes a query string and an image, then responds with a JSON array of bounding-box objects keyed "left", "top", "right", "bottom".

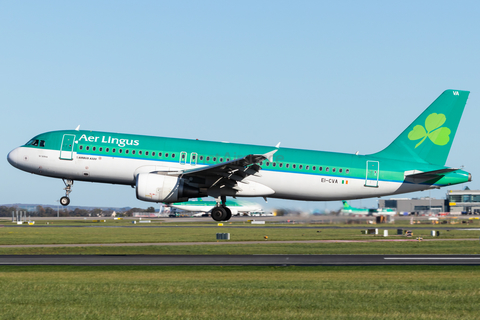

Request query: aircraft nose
[{"left": 7, "top": 148, "right": 20, "bottom": 168}]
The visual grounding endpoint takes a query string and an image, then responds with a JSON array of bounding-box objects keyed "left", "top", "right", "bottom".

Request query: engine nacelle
[{"left": 136, "top": 173, "right": 200, "bottom": 203}]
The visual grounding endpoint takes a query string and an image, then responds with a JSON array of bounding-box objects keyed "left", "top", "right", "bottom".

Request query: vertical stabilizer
[{"left": 372, "top": 90, "right": 469, "bottom": 165}]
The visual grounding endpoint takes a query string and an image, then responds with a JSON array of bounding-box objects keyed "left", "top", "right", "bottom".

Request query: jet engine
[{"left": 135, "top": 173, "right": 201, "bottom": 203}]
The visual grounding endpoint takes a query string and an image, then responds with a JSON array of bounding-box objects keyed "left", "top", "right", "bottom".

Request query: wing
[{"left": 162, "top": 149, "right": 278, "bottom": 196}]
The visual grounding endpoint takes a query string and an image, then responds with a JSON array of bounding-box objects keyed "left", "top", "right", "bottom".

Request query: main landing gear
[
  {"left": 60, "top": 179, "right": 73, "bottom": 206},
  {"left": 211, "top": 196, "right": 232, "bottom": 222}
]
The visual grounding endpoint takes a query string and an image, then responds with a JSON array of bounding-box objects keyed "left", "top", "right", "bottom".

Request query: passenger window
[
  {"left": 79, "top": 146, "right": 83, "bottom": 150},
  {"left": 339, "top": 168, "right": 343, "bottom": 173},
  {"left": 273, "top": 163, "right": 276, "bottom": 167},
  {"left": 158, "top": 152, "right": 162, "bottom": 157},
  {"left": 346, "top": 169, "right": 350, "bottom": 174},
  {"left": 139, "top": 151, "right": 142, "bottom": 155},
  {"left": 313, "top": 166, "right": 316, "bottom": 170},
  {"left": 213, "top": 157, "right": 217, "bottom": 162},
  {"left": 145, "top": 151, "right": 149, "bottom": 156},
  {"left": 286, "top": 164, "right": 289, "bottom": 168},
  {"left": 306, "top": 165, "right": 309, "bottom": 170},
  {"left": 152, "top": 152, "right": 155, "bottom": 156},
  {"left": 132, "top": 150, "right": 136, "bottom": 155},
  {"left": 279, "top": 163, "right": 283, "bottom": 168},
  {"left": 293, "top": 164, "right": 296, "bottom": 169},
  {"left": 220, "top": 158, "right": 223, "bottom": 162},
  {"left": 112, "top": 149, "right": 116, "bottom": 153},
  {"left": 299, "top": 165, "right": 303, "bottom": 169},
  {"left": 166, "top": 153, "right": 169, "bottom": 158},
  {"left": 99, "top": 147, "right": 103, "bottom": 152},
  {"left": 266, "top": 162, "right": 270, "bottom": 166},
  {"left": 93, "top": 147, "right": 96, "bottom": 151},
  {"left": 126, "top": 150, "right": 129, "bottom": 154},
  {"left": 333, "top": 168, "right": 336, "bottom": 173},
  {"left": 199, "top": 156, "right": 204, "bottom": 161},
  {"left": 106, "top": 148, "right": 110, "bottom": 152},
  {"left": 206, "top": 156, "right": 210, "bottom": 161},
  {"left": 86, "top": 146, "right": 90, "bottom": 151},
  {"left": 319, "top": 167, "right": 323, "bottom": 171},
  {"left": 326, "top": 167, "right": 329, "bottom": 172}
]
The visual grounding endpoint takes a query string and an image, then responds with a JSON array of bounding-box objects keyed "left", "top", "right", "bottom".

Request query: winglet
[{"left": 263, "top": 149, "right": 278, "bottom": 162}]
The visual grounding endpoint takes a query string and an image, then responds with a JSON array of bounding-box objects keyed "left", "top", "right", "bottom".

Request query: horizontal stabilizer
[{"left": 404, "top": 168, "right": 459, "bottom": 183}]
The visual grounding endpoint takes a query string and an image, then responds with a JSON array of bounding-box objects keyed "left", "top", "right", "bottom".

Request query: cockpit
[{"left": 25, "top": 139, "right": 46, "bottom": 147}]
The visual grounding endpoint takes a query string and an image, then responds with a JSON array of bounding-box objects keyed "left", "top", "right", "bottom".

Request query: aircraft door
[
  {"left": 180, "top": 151, "right": 188, "bottom": 165},
  {"left": 365, "top": 161, "right": 379, "bottom": 187},
  {"left": 60, "top": 134, "right": 76, "bottom": 160},
  {"left": 190, "top": 152, "right": 198, "bottom": 166}
]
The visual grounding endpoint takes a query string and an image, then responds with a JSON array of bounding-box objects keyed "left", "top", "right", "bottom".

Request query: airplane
[
  {"left": 340, "top": 200, "right": 396, "bottom": 216},
  {"left": 7, "top": 90, "right": 471, "bottom": 222},
  {"left": 169, "top": 198, "right": 263, "bottom": 216}
]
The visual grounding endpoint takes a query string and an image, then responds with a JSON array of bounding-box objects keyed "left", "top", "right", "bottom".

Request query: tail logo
[{"left": 408, "top": 113, "right": 451, "bottom": 148}]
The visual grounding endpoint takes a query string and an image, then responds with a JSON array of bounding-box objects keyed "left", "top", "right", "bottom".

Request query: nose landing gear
[{"left": 60, "top": 179, "right": 74, "bottom": 206}]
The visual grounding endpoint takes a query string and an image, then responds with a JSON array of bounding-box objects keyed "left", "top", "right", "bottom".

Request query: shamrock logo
[{"left": 408, "top": 113, "right": 451, "bottom": 148}]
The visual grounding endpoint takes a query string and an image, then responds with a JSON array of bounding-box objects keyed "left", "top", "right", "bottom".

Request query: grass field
[
  {"left": 1, "top": 224, "right": 479, "bottom": 245},
  {"left": 0, "top": 265, "right": 479, "bottom": 319},
  {"left": 0, "top": 222, "right": 479, "bottom": 255},
  {"left": 0, "top": 240, "right": 480, "bottom": 255}
]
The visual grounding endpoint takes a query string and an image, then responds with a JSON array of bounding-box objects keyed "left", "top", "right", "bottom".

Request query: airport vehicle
[
  {"left": 7, "top": 90, "right": 471, "bottom": 221},
  {"left": 340, "top": 201, "right": 396, "bottom": 216},
  {"left": 169, "top": 198, "right": 262, "bottom": 216}
]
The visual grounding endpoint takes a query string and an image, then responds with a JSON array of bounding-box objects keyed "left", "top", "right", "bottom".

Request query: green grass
[
  {"left": 0, "top": 225, "right": 478, "bottom": 246},
  {"left": 0, "top": 265, "right": 479, "bottom": 319},
  {"left": 1, "top": 240, "right": 480, "bottom": 255}
]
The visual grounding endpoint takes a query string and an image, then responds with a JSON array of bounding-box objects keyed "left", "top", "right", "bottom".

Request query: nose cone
[{"left": 7, "top": 148, "right": 20, "bottom": 168}]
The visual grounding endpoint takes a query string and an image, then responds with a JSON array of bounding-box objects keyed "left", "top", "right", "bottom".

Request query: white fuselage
[{"left": 8, "top": 146, "right": 433, "bottom": 202}]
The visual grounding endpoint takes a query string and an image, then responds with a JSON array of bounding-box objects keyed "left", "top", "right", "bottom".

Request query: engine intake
[{"left": 136, "top": 173, "right": 201, "bottom": 203}]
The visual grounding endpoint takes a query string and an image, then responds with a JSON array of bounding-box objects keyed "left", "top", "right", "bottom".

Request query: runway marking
[{"left": 384, "top": 257, "right": 480, "bottom": 260}]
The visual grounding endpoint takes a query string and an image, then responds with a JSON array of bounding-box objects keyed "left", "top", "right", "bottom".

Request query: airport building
[
  {"left": 378, "top": 189, "right": 480, "bottom": 215},
  {"left": 446, "top": 189, "right": 480, "bottom": 214},
  {"left": 378, "top": 198, "right": 448, "bottom": 214}
]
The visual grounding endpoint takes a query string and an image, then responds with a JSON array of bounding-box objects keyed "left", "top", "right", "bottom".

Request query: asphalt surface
[{"left": 1, "top": 254, "right": 480, "bottom": 266}]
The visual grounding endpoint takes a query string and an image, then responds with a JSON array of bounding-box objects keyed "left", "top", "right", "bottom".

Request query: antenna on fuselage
[{"left": 75, "top": 125, "right": 80, "bottom": 131}]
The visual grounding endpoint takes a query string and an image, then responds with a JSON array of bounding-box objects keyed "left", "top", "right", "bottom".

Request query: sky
[{"left": 1, "top": 1, "right": 479, "bottom": 212}]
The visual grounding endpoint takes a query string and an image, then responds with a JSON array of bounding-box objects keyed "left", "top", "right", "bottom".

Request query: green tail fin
[
  {"left": 372, "top": 90, "right": 469, "bottom": 165},
  {"left": 342, "top": 201, "right": 350, "bottom": 208}
]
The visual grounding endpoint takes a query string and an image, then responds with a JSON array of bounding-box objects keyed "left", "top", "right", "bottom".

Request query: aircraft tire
[
  {"left": 211, "top": 207, "right": 227, "bottom": 221},
  {"left": 225, "top": 207, "right": 232, "bottom": 221},
  {"left": 60, "top": 196, "right": 70, "bottom": 206}
]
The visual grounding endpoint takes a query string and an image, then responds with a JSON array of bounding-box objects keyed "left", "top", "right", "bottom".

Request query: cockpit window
[
  {"left": 26, "top": 139, "right": 46, "bottom": 147},
  {"left": 26, "top": 139, "right": 39, "bottom": 146}
]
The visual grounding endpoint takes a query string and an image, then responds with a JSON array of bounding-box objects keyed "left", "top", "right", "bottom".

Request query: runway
[{"left": 1, "top": 255, "right": 479, "bottom": 266}]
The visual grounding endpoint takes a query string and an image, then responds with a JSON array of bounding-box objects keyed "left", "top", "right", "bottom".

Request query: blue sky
[{"left": 1, "top": 1, "right": 479, "bottom": 211}]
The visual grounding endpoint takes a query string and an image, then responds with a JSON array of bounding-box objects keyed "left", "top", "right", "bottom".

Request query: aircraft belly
[{"left": 250, "top": 171, "right": 429, "bottom": 201}]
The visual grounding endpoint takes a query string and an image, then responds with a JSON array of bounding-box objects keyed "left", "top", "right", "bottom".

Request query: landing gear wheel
[
  {"left": 60, "top": 196, "right": 70, "bottom": 206},
  {"left": 211, "top": 207, "right": 227, "bottom": 221},
  {"left": 224, "top": 207, "right": 232, "bottom": 221}
]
